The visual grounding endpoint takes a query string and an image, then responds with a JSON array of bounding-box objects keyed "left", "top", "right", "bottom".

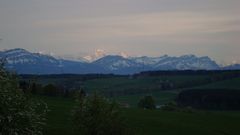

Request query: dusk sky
[{"left": 0, "top": 0, "right": 239, "bottom": 64}]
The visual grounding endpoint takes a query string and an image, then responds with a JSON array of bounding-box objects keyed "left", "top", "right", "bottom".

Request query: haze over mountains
[{"left": 0, "top": 48, "right": 238, "bottom": 74}]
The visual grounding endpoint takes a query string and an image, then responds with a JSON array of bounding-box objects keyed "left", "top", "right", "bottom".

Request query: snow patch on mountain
[
  {"left": 83, "top": 49, "right": 106, "bottom": 62},
  {"left": 130, "top": 55, "right": 169, "bottom": 65}
]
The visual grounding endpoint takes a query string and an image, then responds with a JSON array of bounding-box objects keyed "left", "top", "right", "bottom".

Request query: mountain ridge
[{"left": 0, "top": 48, "right": 238, "bottom": 74}]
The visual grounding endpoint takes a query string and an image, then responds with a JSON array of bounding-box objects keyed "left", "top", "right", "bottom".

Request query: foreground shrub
[
  {"left": 72, "top": 91, "right": 133, "bottom": 135},
  {"left": 0, "top": 64, "right": 48, "bottom": 135}
]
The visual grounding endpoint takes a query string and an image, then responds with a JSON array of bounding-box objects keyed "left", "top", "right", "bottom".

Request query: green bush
[
  {"left": 72, "top": 91, "right": 133, "bottom": 135},
  {"left": 0, "top": 64, "right": 48, "bottom": 135},
  {"left": 138, "top": 96, "right": 156, "bottom": 109}
]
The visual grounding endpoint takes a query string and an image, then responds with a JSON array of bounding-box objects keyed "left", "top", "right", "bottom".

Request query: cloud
[{"left": 35, "top": 11, "right": 240, "bottom": 42}]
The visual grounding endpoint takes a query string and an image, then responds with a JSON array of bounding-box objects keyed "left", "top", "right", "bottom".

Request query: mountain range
[{"left": 0, "top": 48, "right": 238, "bottom": 74}]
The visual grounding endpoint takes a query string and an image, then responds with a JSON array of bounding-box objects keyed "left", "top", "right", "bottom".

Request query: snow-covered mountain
[
  {"left": 95, "top": 54, "right": 220, "bottom": 73},
  {"left": 93, "top": 55, "right": 144, "bottom": 74},
  {"left": 0, "top": 48, "right": 104, "bottom": 74},
  {"left": 130, "top": 55, "right": 169, "bottom": 66},
  {"left": 0, "top": 48, "right": 229, "bottom": 74},
  {"left": 130, "top": 54, "right": 219, "bottom": 70},
  {"left": 0, "top": 48, "right": 60, "bottom": 65},
  {"left": 58, "top": 55, "right": 90, "bottom": 63},
  {"left": 83, "top": 49, "right": 106, "bottom": 62},
  {"left": 152, "top": 55, "right": 219, "bottom": 70}
]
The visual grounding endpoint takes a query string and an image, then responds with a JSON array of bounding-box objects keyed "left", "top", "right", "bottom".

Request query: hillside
[{"left": 39, "top": 96, "right": 240, "bottom": 135}]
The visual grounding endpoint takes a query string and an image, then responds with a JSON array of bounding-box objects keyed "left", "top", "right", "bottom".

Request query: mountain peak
[{"left": 4, "top": 48, "right": 29, "bottom": 54}]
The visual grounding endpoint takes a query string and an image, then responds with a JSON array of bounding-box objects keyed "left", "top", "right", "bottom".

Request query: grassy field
[
  {"left": 126, "top": 109, "right": 240, "bottom": 135},
  {"left": 39, "top": 96, "right": 240, "bottom": 135},
  {"left": 23, "top": 73, "right": 240, "bottom": 135},
  {"left": 39, "top": 96, "right": 76, "bottom": 135},
  {"left": 27, "top": 74, "right": 240, "bottom": 135}
]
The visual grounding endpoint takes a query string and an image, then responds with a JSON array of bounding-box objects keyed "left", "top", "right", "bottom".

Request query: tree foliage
[
  {"left": 0, "top": 63, "right": 48, "bottom": 135},
  {"left": 138, "top": 95, "right": 156, "bottom": 109},
  {"left": 72, "top": 91, "right": 133, "bottom": 135},
  {"left": 177, "top": 89, "right": 240, "bottom": 110},
  {"left": 43, "top": 84, "right": 59, "bottom": 97}
]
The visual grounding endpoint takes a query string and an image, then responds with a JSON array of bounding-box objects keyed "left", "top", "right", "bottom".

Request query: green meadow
[
  {"left": 40, "top": 96, "right": 240, "bottom": 135},
  {"left": 23, "top": 72, "right": 240, "bottom": 135}
]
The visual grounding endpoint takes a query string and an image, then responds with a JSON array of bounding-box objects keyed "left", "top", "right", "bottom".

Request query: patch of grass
[
  {"left": 36, "top": 96, "right": 76, "bottom": 135},
  {"left": 125, "top": 109, "right": 240, "bottom": 135}
]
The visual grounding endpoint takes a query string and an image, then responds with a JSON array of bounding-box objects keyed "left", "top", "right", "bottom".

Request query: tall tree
[{"left": 0, "top": 62, "right": 48, "bottom": 135}]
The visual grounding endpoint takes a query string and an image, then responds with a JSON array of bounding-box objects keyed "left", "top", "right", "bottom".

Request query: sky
[{"left": 0, "top": 0, "right": 239, "bottom": 64}]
